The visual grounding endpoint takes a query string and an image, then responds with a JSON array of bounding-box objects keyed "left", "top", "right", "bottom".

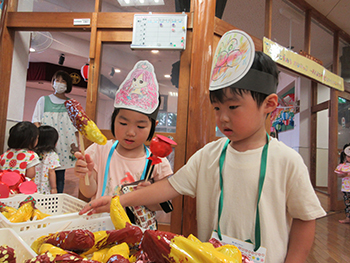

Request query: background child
[
  {"left": 81, "top": 31, "right": 326, "bottom": 262},
  {"left": 34, "top": 125, "right": 60, "bottom": 194},
  {"left": 32, "top": 70, "right": 79, "bottom": 193},
  {"left": 334, "top": 143, "right": 350, "bottom": 224},
  {"left": 0, "top": 121, "right": 40, "bottom": 179},
  {"left": 75, "top": 60, "right": 173, "bottom": 228}
]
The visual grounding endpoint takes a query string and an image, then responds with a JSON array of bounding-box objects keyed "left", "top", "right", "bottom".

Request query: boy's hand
[
  {"left": 50, "top": 188, "right": 58, "bottom": 194},
  {"left": 74, "top": 152, "right": 94, "bottom": 179},
  {"left": 136, "top": 180, "right": 152, "bottom": 190},
  {"left": 79, "top": 196, "right": 113, "bottom": 215}
]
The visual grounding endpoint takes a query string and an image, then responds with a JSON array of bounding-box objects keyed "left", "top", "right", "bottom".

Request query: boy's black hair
[
  {"left": 52, "top": 70, "right": 73, "bottom": 93},
  {"left": 110, "top": 108, "right": 157, "bottom": 141},
  {"left": 209, "top": 51, "right": 279, "bottom": 107},
  {"left": 35, "top": 125, "right": 59, "bottom": 158},
  {"left": 8, "top": 121, "right": 39, "bottom": 150},
  {"left": 340, "top": 143, "right": 350, "bottom": 163}
]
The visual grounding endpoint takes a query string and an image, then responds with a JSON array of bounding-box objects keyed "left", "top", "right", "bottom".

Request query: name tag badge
[{"left": 211, "top": 231, "right": 267, "bottom": 263}]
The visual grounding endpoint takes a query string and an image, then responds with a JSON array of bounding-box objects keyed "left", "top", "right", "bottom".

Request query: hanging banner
[{"left": 263, "top": 37, "right": 344, "bottom": 91}]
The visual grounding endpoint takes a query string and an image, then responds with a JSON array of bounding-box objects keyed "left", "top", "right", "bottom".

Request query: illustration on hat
[
  {"left": 344, "top": 146, "right": 350, "bottom": 157},
  {"left": 114, "top": 60, "right": 159, "bottom": 116},
  {"left": 210, "top": 30, "right": 255, "bottom": 91}
]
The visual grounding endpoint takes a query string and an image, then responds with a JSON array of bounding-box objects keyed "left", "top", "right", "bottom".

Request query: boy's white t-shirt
[
  {"left": 169, "top": 137, "right": 326, "bottom": 263},
  {"left": 86, "top": 140, "right": 173, "bottom": 200}
]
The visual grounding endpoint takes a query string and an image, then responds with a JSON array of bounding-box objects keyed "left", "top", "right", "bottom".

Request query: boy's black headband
[{"left": 228, "top": 68, "right": 277, "bottom": 95}]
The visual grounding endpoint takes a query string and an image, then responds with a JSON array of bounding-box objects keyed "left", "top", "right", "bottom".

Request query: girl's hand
[
  {"left": 136, "top": 180, "right": 152, "bottom": 190},
  {"left": 79, "top": 195, "right": 113, "bottom": 215},
  {"left": 74, "top": 152, "right": 94, "bottom": 179},
  {"left": 50, "top": 188, "right": 58, "bottom": 194}
]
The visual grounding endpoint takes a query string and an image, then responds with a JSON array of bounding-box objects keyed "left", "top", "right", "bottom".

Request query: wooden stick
[
  {"left": 145, "top": 164, "right": 154, "bottom": 182},
  {"left": 79, "top": 133, "right": 90, "bottom": 185}
]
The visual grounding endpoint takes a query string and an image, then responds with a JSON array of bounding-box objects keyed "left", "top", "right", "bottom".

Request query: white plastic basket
[
  {"left": 19, "top": 212, "right": 115, "bottom": 247},
  {"left": 0, "top": 228, "right": 37, "bottom": 262},
  {"left": 0, "top": 193, "right": 87, "bottom": 232}
]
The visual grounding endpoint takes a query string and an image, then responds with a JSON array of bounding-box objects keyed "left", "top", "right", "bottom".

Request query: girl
[
  {"left": 34, "top": 125, "right": 60, "bottom": 194},
  {"left": 0, "top": 121, "right": 40, "bottom": 179},
  {"left": 334, "top": 143, "right": 350, "bottom": 224},
  {"left": 75, "top": 61, "right": 173, "bottom": 229},
  {"left": 32, "top": 70, "right": 79, "bottom": 193}
]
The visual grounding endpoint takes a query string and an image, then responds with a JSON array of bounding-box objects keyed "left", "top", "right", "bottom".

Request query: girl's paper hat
[
  {"left": 209, "top": 29, "right": 277, "bottom": 95},
  {"left": 344, "top": 146, "right": 350, "bottom": 156},
  {"left": 114, "top": 60, "right": 160, "bottom": 120}
]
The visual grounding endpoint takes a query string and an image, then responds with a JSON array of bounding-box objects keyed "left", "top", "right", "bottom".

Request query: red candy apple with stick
[{"left": 145, "top": 134, "right": 177, "bottom": 181}]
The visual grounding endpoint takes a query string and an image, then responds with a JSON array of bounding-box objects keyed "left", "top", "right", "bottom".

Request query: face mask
[{"left": 53, "top": 81, "right": 67, "bottom": 94}]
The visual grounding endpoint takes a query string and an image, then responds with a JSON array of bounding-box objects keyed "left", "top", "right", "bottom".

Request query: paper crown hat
[
  {"left": 344, "top": 146, "right": 350, "bottom": 156},
  {"left": 114, "top": 60, "right": 160, "bottom": 120},
  {"left": 209, "top": 29, "right": 277, "bottom": 94}
]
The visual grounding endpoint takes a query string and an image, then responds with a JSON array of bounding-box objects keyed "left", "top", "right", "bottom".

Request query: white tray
[
  {"left": 0, "top": 228, "right": 37, "bottom": 262},
  {"left": 0, "top": 193, "right": 87, "bottom": 233}
]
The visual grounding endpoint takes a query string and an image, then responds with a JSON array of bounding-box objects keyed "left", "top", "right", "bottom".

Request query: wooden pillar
[
  {"left": 328, "top": 31, "right": 340, "bottom": 211},
  {"left": 182, "top": 0, "right": 216, "bottom": 237},
  {"left": 304, "top": 9, "right": 311, "bottom": 53},
  {"left": 264, "top": 0, "right": 272, "bottom": 39},
  {"left": 303, "top": 8, "right": 317, "bottom": 187},
  {"left": 0, "top": 0, "right": 16, "bottom": 152},
  {"left": 310, "top": 82, "right": 317, "bottom": 187},
  {"left": 74, "top": 0, "right": 101, "bottom": 202},
  {"left": 85, "top": 0, "right": 101, "bottom": 121}
]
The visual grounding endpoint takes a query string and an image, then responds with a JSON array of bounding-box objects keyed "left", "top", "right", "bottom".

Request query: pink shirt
[{"left": 86, "top": 140, "right": 173, "bottom": 200}]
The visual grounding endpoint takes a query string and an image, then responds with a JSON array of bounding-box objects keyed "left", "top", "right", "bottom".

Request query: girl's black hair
[
  {"left": 210, "top": 51, "right": 279, "bottom": 107},
  {"left": 110, "top": 108, "right": 157, "bottom": 141},
  {"left": 340, "top": 143, "right": 350, "bottom": 163},
  {"left": 8, "top": 121, "right": 39, "bottom": 150},
  {"left": 35, "top": 125, "right": 59, "bottom": 158},
  {"left": 51, "top": 70, "right": 73, "bottom": 93}
]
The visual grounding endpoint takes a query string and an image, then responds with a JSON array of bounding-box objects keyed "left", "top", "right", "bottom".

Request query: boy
[{"left": 80, "top": 30, "right": 326, "bottom": 262}]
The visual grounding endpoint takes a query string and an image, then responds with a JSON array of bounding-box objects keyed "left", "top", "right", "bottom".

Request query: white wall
[
  {"left": 3, "top": 0, "right": 34, "bottom": 152},
  {"left": 277, "top": 71, "right": 301, "bottom": 151},
  {"left": 276, "top": 72, "right": 313, "bottom": 172},
  {"left": 316, "top": 84, "right": 330, "bottom": 187},
  {"left": 298, "top": 77, "right": 311, "bottom": 169}
]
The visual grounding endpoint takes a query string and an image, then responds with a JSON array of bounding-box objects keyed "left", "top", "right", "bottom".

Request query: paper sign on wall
[{"left": 131, "top": 14, "right": 187, "bottom": 50}]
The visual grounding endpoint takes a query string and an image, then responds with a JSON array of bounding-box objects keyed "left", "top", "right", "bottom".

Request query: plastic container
[
  {"left": 0, "top": 228, "right": 37, "bottom": 262},
  {"left": 0, "top": 193, "right": 87, "bottom": 232},
  {"left": 19, "top": 212, "right": 115, "bottom": 247}
]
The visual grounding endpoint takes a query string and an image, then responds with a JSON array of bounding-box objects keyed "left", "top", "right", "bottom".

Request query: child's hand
[
  {"left": 50, "top": 188, "right": 57, "bottom": 194},
  {"left": 74, "top": 152, "right": 94, "bottom": 179},
  {"left": 79, "top": 195, "right": 113, "bottom": 215},
  {"left": 136, "top": 180, "right": 152, "bottom": 190}
]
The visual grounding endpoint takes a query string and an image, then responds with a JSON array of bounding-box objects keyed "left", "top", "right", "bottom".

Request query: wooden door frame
[
  {"left": 1, "top": 6, "right": 192, "bottom": 235},
  {"left": 86, "top": 29, "right": 192, "bottom": 234}
]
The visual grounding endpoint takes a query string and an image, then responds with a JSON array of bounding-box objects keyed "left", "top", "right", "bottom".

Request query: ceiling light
[
  {"left": 151, "top": 50, "right": 159, "bottom": 53},
  {"left": 118, "top": 0, "right": 164, "bottom": 6},
  {"left": 29, "top": 47, "right": 36, "bottom": 52},
  {"left": 114, "top": 68, "right": 121, "bottom": 73},
  {"left": 164, "top": 74, "right": 171, "bottom": 78}
]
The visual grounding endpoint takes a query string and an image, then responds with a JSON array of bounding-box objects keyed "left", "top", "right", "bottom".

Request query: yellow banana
[{"left": 110, "top": 195, "right": 131, "bottom": 230}]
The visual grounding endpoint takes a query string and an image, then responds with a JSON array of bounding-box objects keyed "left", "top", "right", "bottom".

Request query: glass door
[{"left": 90, "top": 29, "right": 190, "bottom": 233}]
